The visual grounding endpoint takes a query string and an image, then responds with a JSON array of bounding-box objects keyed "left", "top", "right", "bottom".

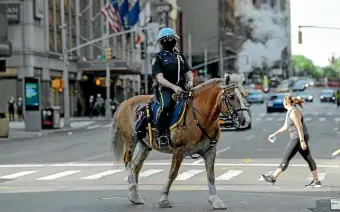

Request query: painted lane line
[
  {"left": 176, "top": 170, "right": 205, "bottom": 181},
  {"left": 327, "top": 112, "right": 333, "bottom": 116},
  {"left": 335, "top": 117, "right": 340, "bottom": 122},
  {"left": 318, "top": 117, "right": 326, "bottom": 122},
  {"left": 103, "top": 124, "right": 111, "bottom": 128},
  {"left": 245, "top": 135, "right": 254, "bottom": 140},
  {"left": 272, "top": 113, "right": 279, "bottom": 117},
  {"left": 81, "top": 170, "right": 123, "bottom": 180},
  {"left": 332, "top": 149, "right": 340, "bottom": 157},
  {"left": 0, "top": 171, "right": 37, "bottom": 179},
  {"left": 277, "top": 117, "right": 285, "bottom": 122},
  {"left": 37, "top": 171, "right": 81, "bottom": 180},
  {"left": 313, "top": 112, "right": 319, "bottom": 116},
  {"left": 304, "top": 117, "right": 312, "bottom": 122},
  {"left": 191, "top": 146, "right": 230, "bottom": 165},
  {"left": 124, "top": 169, "right": 163, "bottom": 180},
  {"left": 86, "top": 124, "right": 101, "bottom": 130},
  {"left": 0, "top": 164, "right": 44, "bottom": 168},
  {"left": 307, "top": 172, "right": 326, "bottom": 181},
  {"left": 216, "top": 170, "right": 243, "bottom": 180},
  {"left": 258, "top": 171, "right": 275, "bottom": 181},
  {"left": 266, "top": 117, "right": 273, "bottom": 121}
]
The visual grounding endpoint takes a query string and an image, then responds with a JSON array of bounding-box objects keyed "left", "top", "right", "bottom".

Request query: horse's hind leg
[
  {"left": 127, "top": 141, "right": 151, "bottom": 204},
  {"left": 203, "top": 146, "right": 227, "bottom": 210},
  {"left": 158, "top": 148, "right": 185, "bottom": 208}
]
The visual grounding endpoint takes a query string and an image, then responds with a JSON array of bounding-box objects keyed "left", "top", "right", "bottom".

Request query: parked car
[
  {"left": 292, "top": 82, "right": 306, "bottom": 91},
  {"left": 295, "top": 91, "right": 314, "bottom": 102},
  {"left": 246, "top": 89, "right": 265, "bottom": 104},
  {"left": 266, "top": 93, "right": 289, "bottom": 113},
  {"left": 320, "top": 89, "right": 336, "bottom": 103}
]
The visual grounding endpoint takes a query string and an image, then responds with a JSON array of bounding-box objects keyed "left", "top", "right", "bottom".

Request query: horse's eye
[{"left": 228, "top": 95, "right": 235, "bottom": 100}]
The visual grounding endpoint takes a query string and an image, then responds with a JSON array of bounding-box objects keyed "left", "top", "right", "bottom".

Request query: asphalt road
[{"left": 0, "top": 86, "right": 339, "bottom": 211}]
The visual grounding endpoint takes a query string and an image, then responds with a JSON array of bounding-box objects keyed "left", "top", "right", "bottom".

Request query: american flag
[{"left": 100, "top": 1, "right": 122, "bottom": 32}]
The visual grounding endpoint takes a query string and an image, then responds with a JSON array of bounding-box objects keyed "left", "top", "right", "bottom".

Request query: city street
[{"left": 0, "top": 87, "right": 339, "bottom": 211}]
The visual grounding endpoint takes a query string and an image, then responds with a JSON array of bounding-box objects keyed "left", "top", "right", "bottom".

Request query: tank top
[{"left": 286, "top": 107, "right": 308, "bottom": 139}]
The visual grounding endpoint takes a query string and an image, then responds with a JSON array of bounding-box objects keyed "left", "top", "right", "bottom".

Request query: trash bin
[
  {"left": 41, "top": 106, "right": 61, "bottom": 129},
  {"left": 0, "top": 113, "right": 9, "bottom": 138}
]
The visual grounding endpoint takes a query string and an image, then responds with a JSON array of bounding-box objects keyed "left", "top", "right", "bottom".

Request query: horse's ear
[{"left": 226, "top": 75, "right": 230, "bottom": 84}]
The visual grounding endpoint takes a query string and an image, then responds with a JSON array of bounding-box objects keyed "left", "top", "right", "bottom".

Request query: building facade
[{"left": 0, "top": 0, "right": 141, "bottom": 117}]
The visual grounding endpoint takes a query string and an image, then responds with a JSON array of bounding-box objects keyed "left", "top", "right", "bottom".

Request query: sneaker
[
  {"left": 305, "top": 180, "right": 322, "bottom": 188},
  {"left": 261, "top": 174, "right": 276, "bottom": 185}
]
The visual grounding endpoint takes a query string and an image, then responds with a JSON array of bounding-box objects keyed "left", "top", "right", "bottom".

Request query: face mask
[{"left": 161, "top": 39, "right": 177, "bottom": 51}]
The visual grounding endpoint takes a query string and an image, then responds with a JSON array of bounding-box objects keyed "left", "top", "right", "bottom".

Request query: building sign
[
  {"left": 6, "top": 4, "right": 20, "bottom": 23},
  {"left": 24, "top": 78, "right": 40, "bottom": 111},
  {"left": 0, "top": 42, "right": 11, "bottom": 57},
  {"left": 33, "top": 0, "right": 44, "bottom": 19}
]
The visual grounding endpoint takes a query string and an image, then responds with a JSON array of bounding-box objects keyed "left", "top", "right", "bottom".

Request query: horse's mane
[{"left": 191, "top": 78, "right": 224, "bottom": 92}]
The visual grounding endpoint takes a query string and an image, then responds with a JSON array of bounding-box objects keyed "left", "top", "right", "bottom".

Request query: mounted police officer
[{"left": 152, "top": 28, "right": 194, "bottom": 148}]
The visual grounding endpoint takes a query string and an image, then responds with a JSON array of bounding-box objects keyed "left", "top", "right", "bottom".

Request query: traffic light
[
  {"left": 105, "top": 47, "right": 112, "bottom": 60},
  {"left": 298, "top": 30, "right": 302, "bottom": 44}
]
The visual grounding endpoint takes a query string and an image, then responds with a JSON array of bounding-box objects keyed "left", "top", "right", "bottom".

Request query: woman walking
[{"left": 261, "top": 95, "right": 321, "bottom": 188}]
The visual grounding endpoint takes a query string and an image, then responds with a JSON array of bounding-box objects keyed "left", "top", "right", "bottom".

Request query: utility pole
[
  {"left": 60, "top": 0, "right": 70, "bottom": 128},
  {"left": 104, "top": 0, "right": 111, "bottom": 119},
  {"left": 188, "top": 33, "right": 192, "bottom": 67},
  {"left": 204, "top": 45, "right": 208, "bottom": 79},
  {"left": 219, "top": 41, "right": 223, "bottom": 78},
  {"left": 143, "top": 29, "right": 149, "bottom": 94}
]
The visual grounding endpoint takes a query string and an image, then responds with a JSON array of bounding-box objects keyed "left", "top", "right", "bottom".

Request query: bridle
[{"left": 176, "top": 83, "right": 248, "bottom": 159}]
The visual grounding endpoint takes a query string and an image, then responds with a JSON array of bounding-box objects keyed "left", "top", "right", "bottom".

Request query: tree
[{"left": 291, "top": 55, "right": 317, "bottom": 77}]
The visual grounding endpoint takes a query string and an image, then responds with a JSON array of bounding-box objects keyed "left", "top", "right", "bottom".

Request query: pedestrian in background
[
  {"left": 261, "top": 95, "right": 321, "bottom": 188},
  {"left": 7, "top": 97, "right": 15, "bottom": 121},
  {"left": 16, "top": 97, "right": 24, "bottom": 121}
]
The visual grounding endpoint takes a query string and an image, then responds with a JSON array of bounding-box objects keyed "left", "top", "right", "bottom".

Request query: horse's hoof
[
  {"left": 159, "top": 199, "right": 172, "bottom": 208},
  {"left": 208, "top": 195, "right": 227, "bottom": 210},
  {"left": 128, "top": 194, "right": 145, "bottom": 205}
]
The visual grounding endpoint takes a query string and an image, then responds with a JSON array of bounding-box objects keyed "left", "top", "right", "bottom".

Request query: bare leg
[
  {"left": 311, "top": 170, "right": 320, "bottom": 182},
  {"left": 203, "top": 147, "right": 227, "bottom": 210},
  {"left": 272, "top": 168, "right": 283, "bottom": 180},
  {"left": 158, "top": 148, "right": 185, "bottom": 208}
]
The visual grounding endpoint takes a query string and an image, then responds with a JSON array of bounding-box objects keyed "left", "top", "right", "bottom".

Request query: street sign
[{"left": 156, "top": 3, "right": 172, "bottom": 13}]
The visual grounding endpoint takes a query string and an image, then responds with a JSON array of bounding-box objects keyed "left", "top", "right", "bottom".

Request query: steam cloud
[{"left": 235, "top": 0, "right": 289, "bottom": 72}]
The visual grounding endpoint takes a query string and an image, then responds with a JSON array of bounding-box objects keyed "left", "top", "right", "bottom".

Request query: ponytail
[{"left": 284, "top": 95, "right": 305, "bottom": 108}]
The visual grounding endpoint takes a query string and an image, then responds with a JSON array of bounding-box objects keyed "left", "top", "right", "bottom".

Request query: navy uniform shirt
[{"left": 152, "top": 50, "right": 191, "bottom": 89}]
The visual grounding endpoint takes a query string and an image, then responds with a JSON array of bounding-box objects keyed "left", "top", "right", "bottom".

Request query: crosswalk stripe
[
  {"left": 176, "top": 170, "right": 205, "bottom": 181},
  {"left": 335, "top": 118, "right": 340, "bottom": 122},
  {"left": 307, "top": 172, "right": 326, "bottom": 181},
  {"left": 81, "top": 170, "right": 123, "bottom": 180},
  {"left": 86, "top": 124, "right": 101, "bottom": 130},
  {"left": 305, "top": 117, "right": 312, "bottom": 122},
  {"left": 216, "top": 170, "right": 243, "bottom": 180},
  {"left": 0, "top": 171, "right": 37, "bottom": 179},
  {"left": 37, "top": 171, "right": 81, "bottom": 180},
  {"left": 258, "top": 171, "right": 275, "bottom": 181},
  {"left": 124, "top": 169, "right": 164, "bottom": 180},
  {"left": 103, "top": 124, "right": 111, "bottom": 128},
  {"left": 266, "top": 117, "right": 273, "bottom": 121},
  {"left": 318, "top": 117, "right": 326, "bottom": 122},
  {"left": 278, "top": 117, "right": 285, "bottom": 121}
]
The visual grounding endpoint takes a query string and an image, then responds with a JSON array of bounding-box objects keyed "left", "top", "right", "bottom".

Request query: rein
[{"left": 177, "top": 84, "right": 246, "bottom": 160}]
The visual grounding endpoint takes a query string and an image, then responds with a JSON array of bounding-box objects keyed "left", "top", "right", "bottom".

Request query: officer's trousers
[{"left": 157, "top": 88, "right": 176, "bottom": 131}]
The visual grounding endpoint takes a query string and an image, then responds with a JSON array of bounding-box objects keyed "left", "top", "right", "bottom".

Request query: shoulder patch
[{"left": 152, "top": 57, "right": 156, "bottom": 65}]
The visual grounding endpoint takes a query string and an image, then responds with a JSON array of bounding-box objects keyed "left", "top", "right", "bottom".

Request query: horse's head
[{"left": 218, "top": 74, "right": 251, "bottom": 129}]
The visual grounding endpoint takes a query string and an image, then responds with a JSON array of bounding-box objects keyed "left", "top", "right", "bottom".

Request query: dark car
[
  {"left": 266, "top": 93, "right": 289, "bottom": 113},
  {"left": 292, "top": 82, "right": 306, "bottom": 91},
  {"left": 246, "top": 89, "right": 264, "bottom": 104},
  {"left": 295, "top": 91, "right": 314, "bottom": 102},
  {"left": 320, "top": 90, "right": 336, "bottom": 103}
]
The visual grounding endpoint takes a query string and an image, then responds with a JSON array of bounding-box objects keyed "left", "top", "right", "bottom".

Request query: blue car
[
  {"left": 247, "top": 89, "right": 265, "bottom": 104},
  {"left": 266, "top": 93, "right": 289, "bottom": 113},
  {"left": 320, "top": 90, "right": 335, "bottom": 103}
]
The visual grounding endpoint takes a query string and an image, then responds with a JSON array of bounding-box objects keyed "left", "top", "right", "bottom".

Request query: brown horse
[{"left": 109, "top": 73, "right": 251, "bottom": 210}]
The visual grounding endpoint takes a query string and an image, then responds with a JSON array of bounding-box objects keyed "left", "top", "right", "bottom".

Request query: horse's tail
[{"left": 109, "top": 106, "right": 125, "bottom": 166}]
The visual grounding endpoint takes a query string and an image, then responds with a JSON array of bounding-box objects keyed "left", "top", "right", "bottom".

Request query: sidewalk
[{"left": 0, "top": 117, "right": 111, "bottom": 141}]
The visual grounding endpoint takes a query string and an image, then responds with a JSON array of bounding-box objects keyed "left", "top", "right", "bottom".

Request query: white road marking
[
  {"left": 255, "top": 117, "right": 262, "bottom": 121},
  {"left": 318, "top": 117, "right": 326, "bottom": 122},
  {"left": 266, "top": 117, "right": 273, "bottom": 121},
  {"left": 191, "top": 146, "right": 230, "bottom": 165},
  {"left": 176, "top": 170, "right": 204, "bottom": 181},
  {"left": 245, "top": 135, "right": 254, "bottom": 140},
  {"left": 272, "top": 113, "right": 279, "bottom": 117},
  {"left": 307, "top": 172, "right": 326, "bottom": 181},
  {"left": 304, "top": 117, "right": 312, "bottom": 122},
  {"left": 259, "top": 113, "right": 266, "bottom": 117},
  {"left": 132, "top": 169, "right": 163, "bottom": 179},
  {"left": 313, "top": 112, "right": 319, "bottom": 116},
  {"left": 86, "top": 124, "right": 101, "bottom": 130},
  {"left": 258, "top": 171, "right": 275, "bottom": 181},
  {"left": 335, "top": 117, "right": 340, "bottom": 122},
  {"left": 37, "top": 171, "right": 81, "bottom": 180},
  {"left": 0, "top": 171, "right": 37, "bottom": 179},
  {"left": 102, "top": 124, "right": 111, "bottom": 128},
  {"left": 81, "top": 170, "right": 123, "bottom": 180},
  {"left": 331, "top": 199, "right": 340, "bottom": 210},
  {"left": 327, "top": 112, "right": 333, "bottom": 116},
  {"left": 216, "top": 170, "right": 243, "bottom": 180},
  {"left": 277, "top": 117, "right": 285, "bottom": 122},
  {"left": 332, "top": 149, "right": 340, "bottom": 157}
]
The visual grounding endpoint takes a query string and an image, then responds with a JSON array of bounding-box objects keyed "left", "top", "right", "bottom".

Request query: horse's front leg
[
  {"left": 203, "top": 146, "right": 227, "bottom": 210},
  {"left": 159, "top": 148, "right": 185, "bottom": 208}
]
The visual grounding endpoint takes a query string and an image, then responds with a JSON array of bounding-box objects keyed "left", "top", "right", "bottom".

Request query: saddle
[{"left": 134, "top": 92, "right": 189, "bottom": 144}]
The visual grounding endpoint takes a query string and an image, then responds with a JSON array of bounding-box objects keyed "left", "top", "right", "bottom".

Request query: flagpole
[{"left": 105, "top": 0, "right": 112, "bottom": 119}]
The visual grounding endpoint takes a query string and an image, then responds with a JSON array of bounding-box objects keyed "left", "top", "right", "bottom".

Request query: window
[
  {"left": 49, "top": 11, "right": 54, "bottom": 30},
  {"left": 49, "top": 33, "right": 55, "bottom": 51},
  {"left": 57, "top": 32, "right": 61, "bottom": 52},
  {"left": 56, "top": 12, "right": 61, "bottom": 28}
]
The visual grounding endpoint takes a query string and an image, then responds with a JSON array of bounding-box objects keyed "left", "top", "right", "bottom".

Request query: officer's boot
[{"left": 156, "top": 111, "right": 170, "bottom": 148}]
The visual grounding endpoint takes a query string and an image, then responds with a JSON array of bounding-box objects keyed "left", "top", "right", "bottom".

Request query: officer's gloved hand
[{"left": 173, "top": 47, "right": 180, "bottom": 53}]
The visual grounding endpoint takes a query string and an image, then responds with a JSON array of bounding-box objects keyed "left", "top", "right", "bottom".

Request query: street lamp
[{"left": 298, "top": 25, "right": 340, "bottom": 44}]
